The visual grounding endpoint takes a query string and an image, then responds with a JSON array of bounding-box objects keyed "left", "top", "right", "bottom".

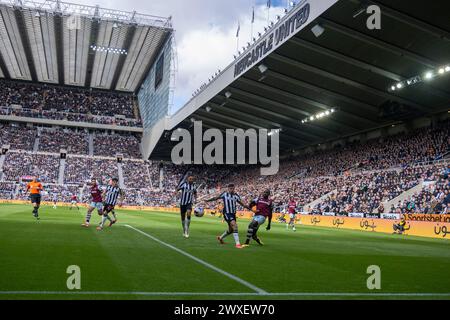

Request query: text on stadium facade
[{"left": 233, "top": 3, "right": 311, "bottom": 78}]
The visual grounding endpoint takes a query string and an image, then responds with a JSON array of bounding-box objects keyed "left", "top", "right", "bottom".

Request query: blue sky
[{"left": 256, "top": 0, "right": 289, "bottom": 7}]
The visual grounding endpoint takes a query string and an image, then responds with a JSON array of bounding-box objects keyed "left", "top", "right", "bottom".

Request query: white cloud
[
  {"left": 69, "top": 0, "right": 286, "bottom": 111},
  {"left": 174, "top": 4, "right": 286, "bottom": 111}
]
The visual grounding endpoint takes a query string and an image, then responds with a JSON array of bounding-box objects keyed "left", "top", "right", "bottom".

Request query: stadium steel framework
[
  {"left": 145, "top": 0, "right": 450, "bottom": 160},
  {"left": 0, "top": 0, "right": 172, "bottom": 92}
]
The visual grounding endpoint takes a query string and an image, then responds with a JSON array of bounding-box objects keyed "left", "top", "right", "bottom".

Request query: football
[{"left": 194, "top": 207, "right": 205, "bottom": 217}]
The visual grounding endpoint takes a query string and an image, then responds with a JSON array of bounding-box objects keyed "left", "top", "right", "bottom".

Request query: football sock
[
  {"left": 220, "top": 231, "right": 231, "bottom": 240},
  {"left": 245, "top": 226, "right": 254, "bottom": 244},
  {"left": 85, "top": 211, "right": 92, "bottom": 223},
  {"left": 233, "top": 232, "right": 240, "bottom": 245},
  {"left": 111, "top": 212, "right": 117, "bottom": 220},
  {"left": 185, "top": 217, "right": 191, "bottom": 234},
  {"left": 252, "top": 235, "right": 262, "bottom": 245},
  {"left": 181, "top": 219, "right": 186, "bottom": 233},
  {"left": 100, "top": 215, "right": 108, "bottom": 227}
]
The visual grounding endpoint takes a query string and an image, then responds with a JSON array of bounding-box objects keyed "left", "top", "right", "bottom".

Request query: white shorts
[
  {"left": 252, "top": 215, "right": 266, "bottom": 226},
  {"left": 289, "top": 213, "right": 296, "bottom": 219},
  {"left": 90, "top": 202, "right": 103, "bottom": 211},
  {"left": 71, "top": 200, "right": 77, "bottom": 205}
]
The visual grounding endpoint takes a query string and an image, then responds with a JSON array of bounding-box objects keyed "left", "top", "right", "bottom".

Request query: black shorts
[
  {"left": 180, "top": 204, "right": 193, "bottom": 215},
  {"left": 223, "top": 212, "right": 237, "bottom": 223},
  {"left": 30, "top": 194, "right": 41, "bottom": 205},
  {"left": 103, "top": 204, "right": 115, "bottom": 213}
]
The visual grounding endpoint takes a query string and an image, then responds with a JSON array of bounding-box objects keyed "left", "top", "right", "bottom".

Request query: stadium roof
[
  {"left": 145, "top": 0, "right": 450, "bottom": 160},
  {"left": 0, "top": 0, "right": 172, "bottom": 92}
]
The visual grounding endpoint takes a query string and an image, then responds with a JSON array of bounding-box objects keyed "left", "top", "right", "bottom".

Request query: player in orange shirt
[{"left": 26, "top": 177, "right": 44, "bottom": 220}]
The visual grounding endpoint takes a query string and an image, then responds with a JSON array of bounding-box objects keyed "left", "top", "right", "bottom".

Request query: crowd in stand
[
  {"left": 0, "top": 182, "right": 15, "bottom": 199},
  {"left": 122, "top": 161, "right": 152, "bottom": 188},
  {"left": 0, "top": 107, "right": 142, "bottom": 127},
  {"left": 0, "top": 122, "right": 143, "bottom": 158},
  {"left": 1, "top": 117, "right": 449, "bottom": 213},
  {"left": 120, "top": 189, "right": 175, "bottom": 207},
  {"left": 65, "top": 157, "right": 119, "bottom": 185},
  {"left": 312, "top": 169, "right": 422, "bottom": 215},
  {"left": 391, "top": 165, "right": 450, "bottom": 214},
  {"left": 2, "top": 152, "right": 59, "bottom": 183},
  {"left": 39, "top": 129, "right": 89, "bottom": 155},
  {"left": 0, "top": 80, "right": 140, "bottom": 127},
  {"left": 286, "top": 119, "right": 450, "bottom": 178},
  {"left": 93, "top": 133, "right": 141, "bottom": 158},
  {"left": 46, "top": 185, "right": 81, "bottom": 203},
  {"left": 0, "top": 123, "right": 36, "bottom": 151}
]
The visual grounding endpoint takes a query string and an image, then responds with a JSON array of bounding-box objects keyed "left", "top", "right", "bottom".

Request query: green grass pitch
[{"left": 0, "top": 203, "right": 449, "bottom": 300}]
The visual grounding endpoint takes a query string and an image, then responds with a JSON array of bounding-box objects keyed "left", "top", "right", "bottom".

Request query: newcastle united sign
[{"left": 234, "top": 2, "right": 311, "bottom": 78}]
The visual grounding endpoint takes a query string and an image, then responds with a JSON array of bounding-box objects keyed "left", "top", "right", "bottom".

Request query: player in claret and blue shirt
[
  {"left": 82, "top": 178, "right": 104, "bottom": 228},
  {"left": 287, "top": 198, "right": 298, "bottom": 232},
  {"left": 243, "top": 189, "right": 274, "bottom": 247}
]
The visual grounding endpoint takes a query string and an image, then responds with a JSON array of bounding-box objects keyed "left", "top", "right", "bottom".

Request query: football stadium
[{"left": 0, "top": 0, "right": 449, "bottom": 303}]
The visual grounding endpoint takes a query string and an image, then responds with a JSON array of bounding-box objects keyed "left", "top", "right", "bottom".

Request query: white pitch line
[
  {"left": 124, "top": 224, "right": 267, "bottom": 294},
  {"left": 0, "top": 291, "right": 449, "bottom": 297}
]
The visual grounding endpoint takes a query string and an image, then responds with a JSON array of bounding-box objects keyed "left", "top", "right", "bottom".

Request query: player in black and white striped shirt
[
  {"left": 97, "top": 178, "right": 124, "bottom": 231},
  {"left": 206, "top": 184, "right": 251, "bottom": 249},
  {"left": 175, "top": 176, "right": 197, "bottom": 238}
]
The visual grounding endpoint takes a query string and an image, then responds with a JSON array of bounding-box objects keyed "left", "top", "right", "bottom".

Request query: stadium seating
[
  {"left": 46, "top": 185, "right": 81, "bottom": 203},
  {"left": 0, "top": 107, "right": 142, "bottom": 127},
  {"left": 122, "top": 160, "right": 152, "bottom": 188},
  {"left": 0, "top": 123, "right": 143, "bottom": 158},
  {"left": 2, "top": 152, "right": 60, "bottom": 184},
  {"left": 39, "top": 129, "right": 89, "bottom": 155},
  {"left": 64, "top": 157, "right": 119, "bottom": 185},
  {"left": 0, "top": 119, "right": 449, "bottom": 212},
  {"left": 0, "top": 182, "right": 15, "bottom": 200},
  {"left": 395, "top": 166, "right": 450, "bottom": 214},
  {"left": 93, "top": 133, "right": 141, "bottom": 158},
  {"left": 121, "top": 188, "right": 176, "bottom": 207},
  {"left": 0, "top": 80, "right": 141, "bottom": 127},
  {"left": 0, "top": 123, "right": 36, "bottom": 151},
  {"left": 313, "top": 168, "right": 422, "bottom": 214}
]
